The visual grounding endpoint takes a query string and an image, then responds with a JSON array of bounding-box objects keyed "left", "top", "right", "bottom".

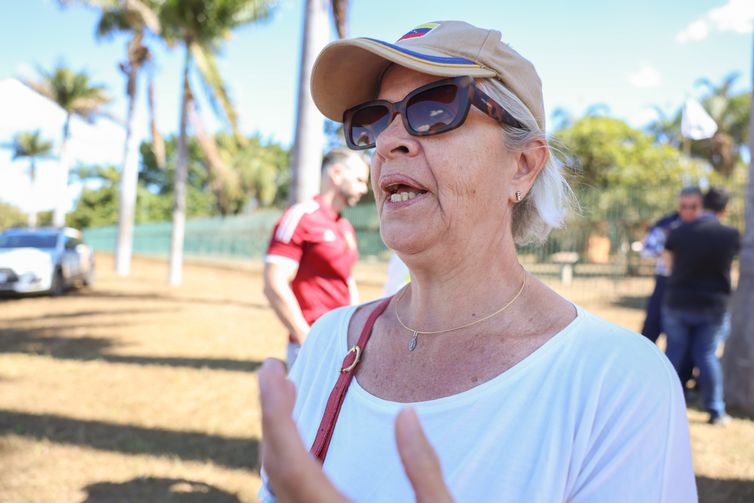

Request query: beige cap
[{"left": 311, "top": 20, "right": 545, "bottom": 130}]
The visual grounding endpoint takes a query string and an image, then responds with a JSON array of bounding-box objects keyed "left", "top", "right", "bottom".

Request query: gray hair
[{"left": 476, "top": 79, "right": 575, "bottom": 245}]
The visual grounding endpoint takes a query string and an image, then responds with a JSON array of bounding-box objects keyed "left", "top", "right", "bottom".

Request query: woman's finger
[
  {"left": 395, "top": 408, "right": 454, "bottom": 503},
  {"left": 258, "top": 358, "right": 349, "bottom": 503}
]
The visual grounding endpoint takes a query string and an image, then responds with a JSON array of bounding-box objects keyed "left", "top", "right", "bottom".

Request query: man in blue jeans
[
  {"left": 640, "top": 187, "right": 703, "bottom": 343},
  {"left": 663, "top": 188, "right": 740, "bottom": 425}
]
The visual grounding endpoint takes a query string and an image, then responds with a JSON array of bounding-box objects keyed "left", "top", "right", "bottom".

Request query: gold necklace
[{"left": 395, "top": 272, "right": 528, "bottom": 352}]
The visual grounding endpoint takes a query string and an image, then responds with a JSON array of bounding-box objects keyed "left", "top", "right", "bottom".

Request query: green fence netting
[{"left": 84, "top": 187, "right": 745, "bottom": 289}]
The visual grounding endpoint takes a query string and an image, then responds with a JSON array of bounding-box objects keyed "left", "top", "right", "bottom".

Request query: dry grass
[{"left": 0, "top": 254, "right": 752, "bottom": 502}]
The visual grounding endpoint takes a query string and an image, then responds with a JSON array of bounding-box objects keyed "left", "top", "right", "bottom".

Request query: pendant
[{"left": 408, "top": 331, "right": 418, "bottom": 351}]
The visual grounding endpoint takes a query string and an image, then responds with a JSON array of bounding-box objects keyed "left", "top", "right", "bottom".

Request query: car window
[
  {"left": 64, "top": 237, "right": 80, "bottom": 250},
  {"left": 0, "top": 234, "right": 58, "bottom": 248}
]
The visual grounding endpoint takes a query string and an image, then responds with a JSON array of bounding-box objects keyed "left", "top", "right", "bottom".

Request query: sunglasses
[{"left": 343, "top": 76, "right": 525, "bottom": 150}]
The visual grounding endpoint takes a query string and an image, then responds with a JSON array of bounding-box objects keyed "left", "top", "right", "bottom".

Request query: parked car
[{"left": 0, "top": 227, "right": 95, "bottom": 296}]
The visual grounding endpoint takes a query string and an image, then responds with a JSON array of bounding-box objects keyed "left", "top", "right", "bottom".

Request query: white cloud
[
  {"left": 629, "top": 65, "right": 662, "bottom": 88},
  {"left": 676, "top": 0, "right": 754, "bottom": 44},
  {"left": 675, "top": 19, "right": 710, "bottom": 44},
  {"left": 709, "top": 0, "right": 754, "bottom": 33}
]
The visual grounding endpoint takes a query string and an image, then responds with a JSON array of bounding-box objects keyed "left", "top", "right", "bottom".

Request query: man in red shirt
[{"left": 264, "top": 148, "right": 369, "bottom": 366}]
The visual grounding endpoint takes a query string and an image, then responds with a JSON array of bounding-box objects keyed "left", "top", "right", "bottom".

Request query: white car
[{"left": 0, "top": 227, "right": 95, "bottom": 296}]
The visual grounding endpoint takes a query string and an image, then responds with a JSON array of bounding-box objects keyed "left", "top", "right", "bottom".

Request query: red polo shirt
[{"left": 265, "top": 196, "right": 358, "bottom": 340}]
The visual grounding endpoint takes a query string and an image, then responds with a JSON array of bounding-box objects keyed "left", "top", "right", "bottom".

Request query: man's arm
[
  {"left": 347, "top": 276, "right": 359, "bottom": 305},
  {"left": 662, "top": 250, "right": 673, "bottom": 274},
  {"left": 263, "top": 260, "right": 310, "bottom": 343}
]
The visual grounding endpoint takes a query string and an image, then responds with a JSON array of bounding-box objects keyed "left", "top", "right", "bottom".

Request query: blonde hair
[{"left": 476, "top": 79, "right": 575, "bottom": 245}]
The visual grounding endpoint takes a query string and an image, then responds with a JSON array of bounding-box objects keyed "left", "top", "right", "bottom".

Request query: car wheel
[
  {"left": 51, "top": 269, "right": 65, "bottom": 297},
  {"left": 83, "top": 267, "right": 95, "bottom": 288}
]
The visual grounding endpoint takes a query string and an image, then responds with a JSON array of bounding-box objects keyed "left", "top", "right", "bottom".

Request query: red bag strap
[{"left": 309, "top": 296, "right": 393, "bottom": 463}]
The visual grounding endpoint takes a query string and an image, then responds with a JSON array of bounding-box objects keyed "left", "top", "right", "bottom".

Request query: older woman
[{"left": 259, "top": 21, "right": 696, "bottom": 502}]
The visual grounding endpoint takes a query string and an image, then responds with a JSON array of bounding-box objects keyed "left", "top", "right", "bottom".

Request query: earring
[{"left": 515, "top": 191, "right": 523, "bottom": 202}]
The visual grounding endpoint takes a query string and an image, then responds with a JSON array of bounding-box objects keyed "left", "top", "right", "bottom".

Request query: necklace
[{"left": 395, "top": 272, "right": 528, "bottom": 352}]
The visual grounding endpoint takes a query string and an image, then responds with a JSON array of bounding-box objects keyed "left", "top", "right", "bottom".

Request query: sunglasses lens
[
  {"left": 406, "top": 84, "right": 462, "bottom": 135},
  {"left": 348, "top": 105, "right": 392, "bottom": 148}
]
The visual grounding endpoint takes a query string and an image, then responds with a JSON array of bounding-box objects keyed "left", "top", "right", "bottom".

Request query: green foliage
[
  {"left": 159, "top": 0, "right": 277, "bottom": 138},
  {"left": 555, "top": 115, "right": 712, "bottom": 254},
  {"left": 10, "top": 131, "right": 54, "bottom": 161},
  {"left": 67, "top": 166, "right": 120, "bottom": 229},
  {"left": 557, "top": 115, "right": 707, "bottom": 190},
  {"left": 159, "top": 0, "right": 276, "bottom": 46},
  {"left": 68, "top": 132, "right": 290, "bottom": 228},
  {"left": 644, "top": 73, "right": 751, "bottom": 178},
  {"left": 216, "top": 133, "right": 290, "bottom": 209},
  {"left": 0, "top": 202, "right": 27, "bottom": 230},
  {"left": 26, "top": 64, "right": 110, "bottom": 129}
]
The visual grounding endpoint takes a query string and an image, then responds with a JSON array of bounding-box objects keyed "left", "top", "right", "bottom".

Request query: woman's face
[{"left": 371, "top": 66, "right": 518, "bottom": 256}]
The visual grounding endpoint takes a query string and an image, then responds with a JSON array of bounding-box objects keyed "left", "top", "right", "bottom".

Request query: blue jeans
[{"left": 662, "top": 307, "right": 726, "bottom": 416}]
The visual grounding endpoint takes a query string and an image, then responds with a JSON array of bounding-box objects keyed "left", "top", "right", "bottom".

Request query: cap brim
[{"left": 311, "top": 37, "right": 496, "bottom": 122}]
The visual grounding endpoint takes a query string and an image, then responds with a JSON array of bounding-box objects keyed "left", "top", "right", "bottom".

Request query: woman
[{"left": 259, "top": 21, "right": 696, "bottom": 502}]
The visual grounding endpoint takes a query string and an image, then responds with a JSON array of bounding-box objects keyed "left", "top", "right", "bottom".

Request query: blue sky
[{"left": 0, "top": 0, "right": 752, "bottom": 212}]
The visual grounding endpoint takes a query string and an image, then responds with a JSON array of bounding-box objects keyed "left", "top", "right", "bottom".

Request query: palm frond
[{"left": 191, "top": 43, "right": 243, "bottom": 143}]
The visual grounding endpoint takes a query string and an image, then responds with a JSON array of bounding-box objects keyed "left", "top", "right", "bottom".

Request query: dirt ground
[{"left": 0, "top": 254, "right": 752, "bottom": 502}]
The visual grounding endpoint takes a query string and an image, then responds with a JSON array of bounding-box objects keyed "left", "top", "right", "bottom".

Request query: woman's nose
[{"left": 374, "top": 114, "right": 421, "bottom": 158}]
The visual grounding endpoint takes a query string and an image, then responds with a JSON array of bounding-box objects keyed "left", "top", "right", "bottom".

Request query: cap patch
[
  {"left": 396, "top": 22, "right": 440, "bottom": 42},
  {"left": 360, "top": 38, "right": 482, "bottom": 68}
]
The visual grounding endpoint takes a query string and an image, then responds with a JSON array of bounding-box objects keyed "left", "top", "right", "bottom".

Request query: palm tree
[
  {"left": 7, "top": 131, "right": 54, "bottom": 228},
  {"left": 24, "top": 64, "right": 110, "bottom": 227},
  {"left": 723, "top": 37, "right": 754, "bottom": 416},
  {"left": 62, "top": 0, "right": 163, "bottom": 276},
  {"left": 289, "top": 0, "right": 348, "bottom": 204},
  {"left": 62, "top": 1, "right": 165, "bottom": 275},
  {"left": 693, "top": 73, "right": 751, "bottom": 177},
  {"left": 158, "top": 0, "right": 276, "bottom": 285},
  {"left": 646, "top": 106, "right": 682, "bottom": 148}
]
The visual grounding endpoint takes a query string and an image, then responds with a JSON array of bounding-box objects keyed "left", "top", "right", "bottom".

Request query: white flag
[{"left": 681, "top": 98, "right": 717, "bottom": 140}]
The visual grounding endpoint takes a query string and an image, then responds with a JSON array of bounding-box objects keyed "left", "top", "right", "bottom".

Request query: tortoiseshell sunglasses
[{"left": 343, "top": 76, "right": 525, "bottom": 150}]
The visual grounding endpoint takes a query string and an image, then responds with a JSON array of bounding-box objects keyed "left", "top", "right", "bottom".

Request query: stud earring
[{"left": 515, "top": 191, "right": 523, "bottom": 202}]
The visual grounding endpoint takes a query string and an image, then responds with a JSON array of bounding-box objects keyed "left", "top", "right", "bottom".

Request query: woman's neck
[{"left": 397, "top": 236, "right": 525, "bottom": 332}]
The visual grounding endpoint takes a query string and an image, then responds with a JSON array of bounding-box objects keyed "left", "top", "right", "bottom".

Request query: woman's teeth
[{"left": 390, "top": 191, "right": 417, "bottom": 202}]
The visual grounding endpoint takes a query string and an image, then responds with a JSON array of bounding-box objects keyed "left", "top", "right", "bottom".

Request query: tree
[
  {"left": 693, "top": 73, "right": 751, "bottom": 177},
  {"left": 216, "top": 133, "right": 290, "bottom": 210},
  {"left": 0, "top": 202, "right": 28, "bottom": 230},
  {"left": 723, "top": 38, "right": 754, "bottom": 416},
  {"left": 158, "top": 0, "right": 276, "bottom": 285},
  {"left": 5, "top": 130, "right": 54, "bottom": 227},
  {"left": 555, "top": 115, "right": 711, "bottom": 257},
  {"left": 62, "top": 0, "right": 163, "bottom": 276},
  {"left": 646, "top": 106, "right": 682, "bottom": 149},
  {"left": 289, "top": 0, "right": 348, "bottom": 204},
  {"left": 24, "top": 64, "right": 110, "bottom": 227},
  {"left": 67, "top": 165, "right": 121, "bottom": 229}
]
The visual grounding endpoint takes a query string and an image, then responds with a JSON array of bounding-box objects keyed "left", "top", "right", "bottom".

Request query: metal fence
[{"left": 84, "top": 187, "right": 746, "bottom": 300}]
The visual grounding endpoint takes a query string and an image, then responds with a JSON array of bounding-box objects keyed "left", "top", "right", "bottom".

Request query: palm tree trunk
[
  {"left": 148, "top": 69, "right": 166, "bottom": 169},
  {"left": 53, "top": 116, "right": 72, "bottom": 228},
  {"left": 289, "top": 0, "right": 330, "bottom": 203},
  {"left": 115, "top": 68, "right": 141, "bottom": 276},
  {"left": 188, "top": 96, "right": 240, "bottom": 214},
  {"left": 168, "top": 43, "right": 191, "bottom": 286},
  {"left": 28, "top": 158, "right": 37, "bottom": 228},
  {"left": 723, "top": 33, "right": 754, "bottom": 415}
]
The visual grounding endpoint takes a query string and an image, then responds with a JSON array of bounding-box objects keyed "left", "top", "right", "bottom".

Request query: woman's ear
[{"left": 510, "top": 138, "right": 548, "bottom": 200}]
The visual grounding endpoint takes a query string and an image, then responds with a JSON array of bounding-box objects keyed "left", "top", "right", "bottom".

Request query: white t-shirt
[{"left": 260, "top": 304, "right": 696, "bottom": 503}]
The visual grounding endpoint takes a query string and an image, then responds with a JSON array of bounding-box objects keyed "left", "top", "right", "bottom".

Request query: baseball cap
[{"left": 311, "top": 20, "right": 546, "bottom": 130}]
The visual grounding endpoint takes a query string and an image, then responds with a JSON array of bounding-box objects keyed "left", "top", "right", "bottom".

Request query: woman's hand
[{"left": 258, "top": 359, "right": 454, "bottom": 502}]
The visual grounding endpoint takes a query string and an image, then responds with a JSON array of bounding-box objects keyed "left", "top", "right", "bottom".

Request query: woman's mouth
[{"left": 385, "top": 183, "right": 428, "bottom": 203}]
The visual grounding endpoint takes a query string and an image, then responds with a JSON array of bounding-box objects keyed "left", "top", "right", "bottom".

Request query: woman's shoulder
[{"left": 569, "top": 307, "right": 678, "bottom": 389}]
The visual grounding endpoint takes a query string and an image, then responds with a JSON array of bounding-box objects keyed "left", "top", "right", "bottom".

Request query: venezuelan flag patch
[{"left": 396, "top": 23, "right": 440, "bottom": 42}]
